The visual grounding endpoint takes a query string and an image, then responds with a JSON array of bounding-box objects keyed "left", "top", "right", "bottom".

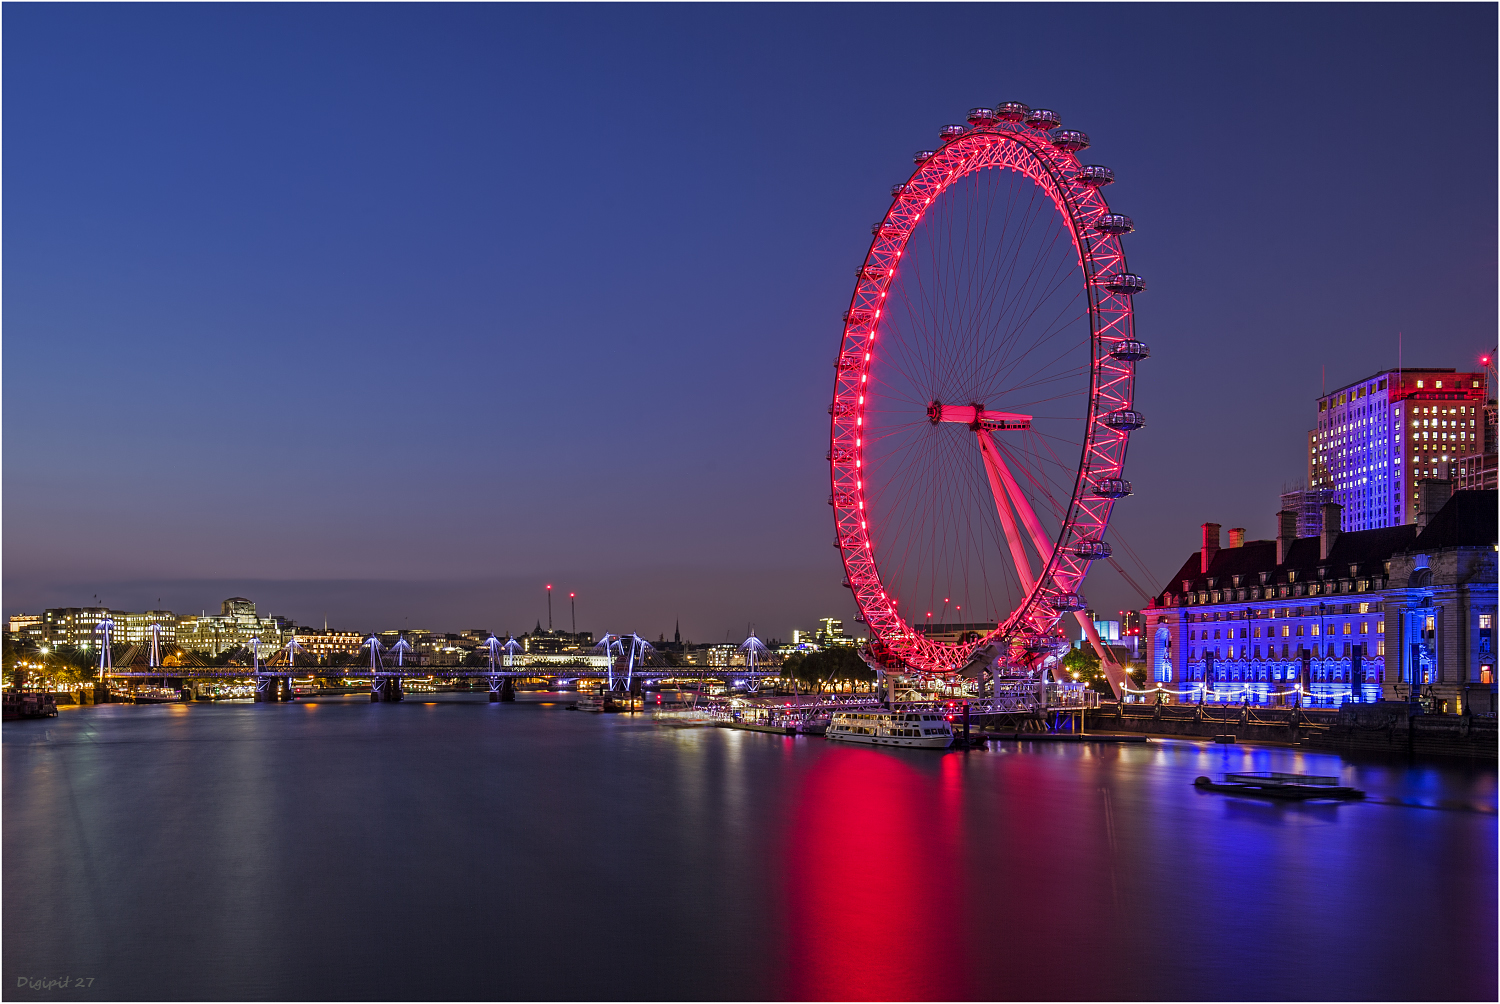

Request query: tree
[
  {"left": 1060, "top": 643, "right": 1112, "bottom": 694},
  {"left": 783, "top": 646, "right": 874, "bottom": 689}
]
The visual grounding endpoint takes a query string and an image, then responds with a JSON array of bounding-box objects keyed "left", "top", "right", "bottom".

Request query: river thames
[{"left": 4, "top": 694, "right": 1495, "bottom": 1001}]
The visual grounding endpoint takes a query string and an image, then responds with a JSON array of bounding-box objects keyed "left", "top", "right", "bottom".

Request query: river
[{"left": 4, "top": 694, "right": 1495, "bottom": 1000}]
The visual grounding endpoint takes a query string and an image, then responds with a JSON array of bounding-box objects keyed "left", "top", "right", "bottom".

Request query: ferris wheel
[{"left": 828, "top": 102, "right": 1148, "bottom": 682}]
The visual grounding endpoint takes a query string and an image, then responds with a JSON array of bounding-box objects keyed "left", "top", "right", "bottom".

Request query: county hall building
[{"left": 1143, "top": 490, "right": 1496, "bottom": 714}]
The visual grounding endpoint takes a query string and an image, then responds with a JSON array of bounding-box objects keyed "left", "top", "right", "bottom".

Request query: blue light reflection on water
[{"left": 3, "top": 695, "right": 1494, "bottom": 1001}]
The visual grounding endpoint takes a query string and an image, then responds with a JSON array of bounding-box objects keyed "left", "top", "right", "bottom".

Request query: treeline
[{"left": 781, "top": 646, "right": 874, "bottom": 687}]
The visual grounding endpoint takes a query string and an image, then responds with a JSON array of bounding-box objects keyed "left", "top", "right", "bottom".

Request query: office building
[
  {"left": 39, "top": 608, "right": 176, "bottom": 649},
  {"left": 1308, "top": 368, "right": 1487, "bottom": 530},
  {"left": 7, "top": 614, "right": 44, "bottom": 642},
  {"left": 176, "top": 598, "right": 293, "bottom": 656}
]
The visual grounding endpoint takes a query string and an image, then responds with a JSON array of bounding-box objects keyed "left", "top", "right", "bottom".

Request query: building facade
[
  {"left": 294, "top": 629, "right": 366, "bottom": 660},
  {"left": 176, "top": 598, "right": 292, "bottom": 656},
  {"left": 1308, "top": 368, "right": 1488, "bottom": 530},
  {"left": 39, "top": 608, "right": 178, "bottom": 649},
  {"left": 1144, "top": 491, "right": 1496, "bottom": 711}
]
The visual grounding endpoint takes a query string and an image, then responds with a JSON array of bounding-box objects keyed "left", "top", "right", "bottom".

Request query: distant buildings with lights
[{"left": 790, "top": 617, "right": 859, "bottom": 649}]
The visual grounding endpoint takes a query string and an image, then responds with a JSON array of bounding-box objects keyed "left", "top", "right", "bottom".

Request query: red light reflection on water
[{"left": 781, "top": 748, "right": 971, "bottom": 999}]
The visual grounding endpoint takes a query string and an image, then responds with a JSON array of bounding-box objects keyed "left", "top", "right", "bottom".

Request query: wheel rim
[{"left": 829, "top": 112, "right": 1141, "bottom": 676}]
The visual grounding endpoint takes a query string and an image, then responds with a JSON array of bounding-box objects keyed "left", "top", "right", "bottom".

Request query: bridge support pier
[
  {"left": 488, "top": 675, "right": 501, "bottom": 702},
  {"left": 255, "top": 675, "right": 275, "bottom": 703},
  {"left": 500, "top": 677, "right": 516, "bottom": 702},
  {"left": 371, "top": 676, "right": 405, "bottom": 702}
]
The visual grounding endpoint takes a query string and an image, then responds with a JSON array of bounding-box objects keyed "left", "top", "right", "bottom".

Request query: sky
[{"left": 4, "top": 3, "right": 1496, "bottom": 642}]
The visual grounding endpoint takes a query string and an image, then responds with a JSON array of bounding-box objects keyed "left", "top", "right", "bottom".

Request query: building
[
  {"left": 815, "top": 617, "right": 858, "bottom": 648},
  {"left": 1280, "top": 488, "right": 1340, "bottom": 538},
  {"left": 1308, "top": 368, "right": 1488, "bottom": 530},
  {"left": 521, "top": 624, "right": 593, "bottom": 655},
  {"left": 1383, "top": 491, "right": 1499, "bottom": 714},
  {"left": 294, "top": 629, "right": 366, "bottom": 660},
  {"left": 7, "top": 614, "right": 43, "bottom": 642},
  {"left": 1457, "top": 452, "right": 1497, "bottom": 492},
  {"left": 1118, "top": 610, "right": 1143, "bottom": 659},
  {"left": 1143, "top": 491, "right": 1496, "bottom": 712},
  {"left": 40, "top": 608, "right": 176, "bottom": 649},
  {"left": 176, "top": 598, "right": 293, "bottom": 656}
]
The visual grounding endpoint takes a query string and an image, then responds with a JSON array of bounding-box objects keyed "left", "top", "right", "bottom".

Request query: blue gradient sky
[{"left": 5, "top": 4, "right": 1495, "bottom": 640}]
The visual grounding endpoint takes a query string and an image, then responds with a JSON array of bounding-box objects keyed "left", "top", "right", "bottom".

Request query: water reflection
[
  {"left": 2, "top": 704, "right": 1494, "bottom": 1001},
  {"left": 783, "top": 748, "right": 969, "bottom": 1000}
]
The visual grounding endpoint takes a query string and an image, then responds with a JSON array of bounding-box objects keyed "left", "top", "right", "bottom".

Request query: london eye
[{"left": 828, "top": 102, "right": 1148, "bottom": 689}]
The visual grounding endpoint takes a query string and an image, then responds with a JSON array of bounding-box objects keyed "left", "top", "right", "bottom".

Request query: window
[{"left": 1482, "top": 615, "right": 1493, "bottom": 630}]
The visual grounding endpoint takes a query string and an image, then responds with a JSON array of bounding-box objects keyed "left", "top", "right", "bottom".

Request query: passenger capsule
[
  {"left": 1110, "top": 340, "right": 1150, "bottom": 361},
  {"left": 1024, "top": 108, "right": 1061, "bottom": 130},
  {"left": 1095, "top": 214, "right": 1134, "bottom": 236},
  {"left": 994, "top": 101, "right": 1031, "bottom": 122},
  {"left": 1103, "top": 273, "right": 1147, "bottom": 295},
  {"left": 890, "top": 183, "right": 908, "bottom": 197},
  {"left": 1077, "top": 165, "right": 1115, "bottom": 187},
  {"left": 940, "top": 124, "right": 967, "bottom": 141},
  {"left": 1105, "top": 409, "right": 1146, "bottom": 431},
  {"left": 913, "top": 150, "right": 936, "bottom": 164},
  {"left": 1072, "top": 539, "right": 1112, "bottom": 560},
  {"left": 967, "top": 106, "right": 996, "bottom": 124},
  {"left": 1092, "top": 478, "right": 1134, "bottom": 499},
  {"left": 1051, "top": 129, "right": 1090, "bottom": 152},
  {"left": 1049, "top": 592, "right": 1087, "bottom": 612}
]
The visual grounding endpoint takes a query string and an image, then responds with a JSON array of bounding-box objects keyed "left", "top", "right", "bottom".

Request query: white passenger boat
[{"left": 826, "top": 710, "right": 953, "bottom": 748}]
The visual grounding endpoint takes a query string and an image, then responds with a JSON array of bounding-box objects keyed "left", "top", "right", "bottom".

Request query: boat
[
  {"left": 1193, "top": 772, "right": 1365, "bottom": 800},
  {"left": 574, "top": 693, "right": 608, "bottom": 713},
  {"left": 129, "top": 686, "right": 185, "bottom": 704},
  {"left": 826, "top": 710, "right": 953, "bottom": 748},
  {"left": 3, "top": 691, "right": 58, "bottom": 720}
]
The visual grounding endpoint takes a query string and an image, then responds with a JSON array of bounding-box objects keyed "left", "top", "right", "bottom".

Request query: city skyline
[{"left": 5, "top": 5, "right": 1496, "bottom": 636}]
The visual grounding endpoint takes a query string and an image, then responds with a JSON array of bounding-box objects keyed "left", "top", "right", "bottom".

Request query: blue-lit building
[{"left": 1144, "top": 490, "right": 1497, "bottom": 712}]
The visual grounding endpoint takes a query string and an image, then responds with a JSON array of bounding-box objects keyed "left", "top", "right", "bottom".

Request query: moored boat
[
  {"left": 1194, "top": 772, "right": 1365, "bottom": 800},
  {"left": 826, "top": 710, "right": 953, "bottom": 748},
  {"left": 3, "top": 691, "right": 58, "bottom": 720}
]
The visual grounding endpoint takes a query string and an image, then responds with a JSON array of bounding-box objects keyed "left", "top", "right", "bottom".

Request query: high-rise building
[{"left": 1308, "top": 368, "right": 1488, "bottom": 530}]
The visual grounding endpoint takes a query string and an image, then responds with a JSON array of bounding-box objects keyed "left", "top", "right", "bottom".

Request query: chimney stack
[
  {"left": 1319, "top": 502, "right": 1343, "bottom": 560},
  {"left": 1228, "top": 527, "right": 1246, "bottom": 549},
  {"left": 1416, "top": 478, "right": 1452, "bottom": 531},
  {"left": 1201, "top": 523, "right": 1221, "bottom": 573},
  {"left": 1276, "top": 509, "right": 1298, "bottom": 565}
]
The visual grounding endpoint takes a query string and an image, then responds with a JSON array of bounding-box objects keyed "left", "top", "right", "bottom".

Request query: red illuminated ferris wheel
[{"left": 828, "top": 102, "right": 1148, "bottom": 679}]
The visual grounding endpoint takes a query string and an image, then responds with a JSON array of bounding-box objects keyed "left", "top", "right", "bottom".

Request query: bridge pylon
[{"left": 371, "top": 675, "right": 403, "bottom": 702}]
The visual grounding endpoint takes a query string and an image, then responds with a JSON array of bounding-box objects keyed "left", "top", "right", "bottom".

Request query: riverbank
[{"left": 1087, "top": 701, "right": 1497, "bottom": 759}]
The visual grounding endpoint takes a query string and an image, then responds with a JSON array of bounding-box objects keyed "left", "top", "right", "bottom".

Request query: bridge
[{"left": 100, "top": 630, "right": 784, "bottom": 703}]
